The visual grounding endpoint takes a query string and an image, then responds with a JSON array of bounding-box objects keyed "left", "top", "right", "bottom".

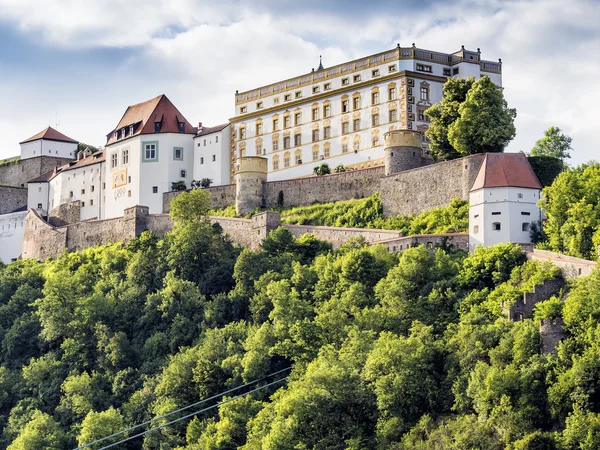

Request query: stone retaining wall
[
  {"left": 374, "top": 233, "right": 470, "bottom": 253},
  {"left": 0, "top": 155, "right": 72, "bottom": 187},
  {"left": 0, "top": 186, "right": 27, "bottom": 214},
  {"left": 285, "top": 223, "right": 401, "bottom": 249},
  {"left": 525, "top": 249, "right": 597, "bottom": 278}
]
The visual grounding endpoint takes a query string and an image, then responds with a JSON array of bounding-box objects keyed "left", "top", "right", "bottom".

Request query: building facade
[
  {"left": 193, "top": 123, "right": 231, "bottom": 187},
  {"left": 103, "top": 95, "right": 196, "bottom": 218},
  {"left": 19, "top": 126, "right": 78, "bottom": 160},
  {"left": 230, "top": 44, "right": 502, "bottom": 182},
  {"left": 469, "top": 153, "right": 543, "bottom": 249}
]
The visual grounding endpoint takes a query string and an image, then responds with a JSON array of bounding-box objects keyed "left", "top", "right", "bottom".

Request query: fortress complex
[{"left": 230, "top": 44, "right": 502, "bottom": 182}]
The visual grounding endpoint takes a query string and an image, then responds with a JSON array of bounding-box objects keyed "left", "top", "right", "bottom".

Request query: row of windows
[
  {"left": 416, "top": 64, "right": 459, "bottom": 77},
  {"left": 239, "top": 88, "right": 429, "bottom": 139},
  {"left": 240, "top": 64, "right": 400, "bottom": 114},
  {"left": 473, "top": 222, "right": 532, "bottom": 233},
  {"left": 197, "top": 135, "right": 219, "bottom": 147},
  {"left": 109, "top": 145, "right": 186, "bottom": 168},
  {"left": 199, "top": 155, "right": 217, "bottom": 165},
  {"left": 269, "top": 140, "right": 365, "bottom": 170}
]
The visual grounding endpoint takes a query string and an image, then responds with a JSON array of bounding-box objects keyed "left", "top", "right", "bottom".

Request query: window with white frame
[
  {"left": 122, "top": 149, "right": 129, "bottom": 165},
  {"left": 111, "top": 153, "right": 118, "bottom": 168},
  {"left": 143, "top": 143, "right": 158, "bottom": 161}
]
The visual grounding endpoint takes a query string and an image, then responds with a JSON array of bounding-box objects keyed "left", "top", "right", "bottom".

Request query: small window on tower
[
  {"left": 522, "top": 223, "right": 530, "bottom": 232},
  {"left": 492, "top": 222, "right": 501, "bottom": 231},
  {"left": 152, "top": 186, "right": 158, "bottom": 194}
]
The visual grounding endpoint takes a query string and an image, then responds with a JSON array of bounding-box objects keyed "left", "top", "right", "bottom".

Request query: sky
[{"left": 0, "top": 0, "right": 598, "bottom": 164}]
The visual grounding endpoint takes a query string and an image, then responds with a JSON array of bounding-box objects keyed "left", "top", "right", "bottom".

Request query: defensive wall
[
  {"left": 375, "top": 233, "right": 470, "bottom": 253},
  {"left": 525, "top": 249, "right": 597, "bottom": 279},
  {"left": 163, "top": 184, "right": 236, "bottom": 213},
  {"left": 0, "top": 155, "right": 72, "bottom": 188},
  {"left": 0, "top": 186, "right": 28, "bottom": 214},
  {"left": 506, "top": 277, "right": 566, "bottom": 321}
]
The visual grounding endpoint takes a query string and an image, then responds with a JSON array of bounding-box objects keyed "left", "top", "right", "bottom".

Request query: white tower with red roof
[
  {"left": 469, "top": 153, "right": 543, "bottom": 250},
  {"left": 19, "top": 126, "right": 78, "bottom": 160}
]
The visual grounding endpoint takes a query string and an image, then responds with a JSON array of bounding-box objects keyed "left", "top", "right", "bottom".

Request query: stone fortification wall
[
  {"left": 0, "top": 156, "right": 72, "bottom": 187},
  {"left": 163, "top": 184, "right": 236, "bottom": 214},
  {"left": 264, "top": 166, "right": 385, "bottom": 209},
  {"left": 49, "top": 201, "right": 81, "bottom": 226},
  {"left": 379, "top": 153, "right": 485, "bottom": 216},
  {"left": 540, "top": 318, "right": 568, "bottom": 354},
  {"left": 0, "top": 186, "right": 27, "bottom": 214},
  {"left": 525, "top": 249, "right": 597, "bottom": 279},
  {"left": 507, "top": 277, "right": 565, "bottom": 321},
  {"left": 285, "top": 223, "right": 401, "bottom": 249},
  {"left": 22, "top": 209, "right": 67, "bottom": 260},
  {"left": 375, "top": 233, "right": 469, "bottom": 253}
]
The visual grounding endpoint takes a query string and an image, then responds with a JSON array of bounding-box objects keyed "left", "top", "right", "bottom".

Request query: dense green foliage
[
  {"left": 528, "top": 156, "right": 564, "bottom": 187},
  {"left": 530, "top": 126, "right": 573, "bottom": 162},
  {"left": 211, "top": 193, "right": 468, "bottom": 235},
  {"left": 538, "top": 163, "right": 600, "bottom": 260},
  {"left": 3, "top": 203, "right": 598, "bottom": 449},
  {"left": 0, "top": 157, "right": 20, "bottom": 168},
  {"left": 77, "top": 143, "right": 101, "bottom": 154},
  {"left": 425, "top": 76, "right": 516, "bottom": 160}
]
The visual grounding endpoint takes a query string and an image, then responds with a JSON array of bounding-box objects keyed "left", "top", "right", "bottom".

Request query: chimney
[{"left": 198, "top": 122, "right": 203, "bottom": 131}]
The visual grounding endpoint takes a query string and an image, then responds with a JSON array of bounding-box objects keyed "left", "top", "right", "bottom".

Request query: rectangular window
[
  {"left": 342, "top": 78, "right": 349, "bottom": 86},
  {"left": 203, "top": 139, "right": 207, "bottom": 146},
  {"left": 492, "top": 212, "right": 501, "bottom": 215},
  {"left": 323, "top": 105, "right": 331, "bottom": 118},
  {"left": 256, "top": 123, "right": 263, "bottom": 135},
  {"left": 284, "top": 155, "right": 290, "bottom": 167},
  {"left": 443, "top": 68, "right": 451, "bottom": 76},
  {"left": 353, "top": 140, "right": 360, "bottom": 151},
  {"left": 324, "top": 146, "right": 330, "bottom": 158},
  {"left": 240, "top": 106, "right": 247, "bottom": 113},
  {"left": 493, "top": 222, "right": 501, "bottom": 231},
  {"left": 173, "top": 147, "right": 183, "bottom": 160},
  {"left": 453, "top": 67, "right": 459, "bottom": 75},
  {"left": 353, "top": 74, "right": 361, "bottom": 82},
  {"left": 372, "top": 92, "right": 379, "bottom": 104},
  {"left": 389, "top": 87, "right": 396, "bottom": 100},
  {"left": 313, "top": 149, "right": 319, "bottom": 160},
  {"left": 416, "top": 64, "right": 432, "bottom": 73},
  {"left": 91, "top": 185, "right": 95, "bottom": 192},
  {"left": 295, "top": 153, "right": 302, "bottom": 165},
  {"left": 388, "top": 64, "right": 397, "bottom": 72},
  {"left": 312, "top": 130, "right": 319, "bottom": 142},
  {"left": 90, "top": 199, "right": 94, "bottom": 206},
  {"left": 200, "top": 156, "right": 205, "bottom": 165},
  {"left": 372, "top": 136, "right": 380, "bottom": 147},
  {"left": 81, "top": 188, "right": 85, "bottom": 195},
  {"left": 372, "top": 69, "right": 380, "bottom": 77},
  {"left": 216, "top": 136, "right": 219, "bottom": 143},
  {"left": 273, "top": 159, "right": 279, "bottom": 170},
  {"left": 274, "top": 97, "right": 280, "bottom": 104},
  {"left": 111, "top": 153, "right": 118, "bottom": 168},
  {"left": 342, "top": 122, "right": 349, "bottom": 134},
  {"left": 153, "top": 186, "right": 158, "bottom": 193},
  {"left": 521, "top": 211, "right": 531, "bottom": 216},
  {"left": 155, "top": 122, "right": 161, "bottom": 132},
  {"left": 324, "top": 83, "right": 331, "bottom": 90},
  {"left": 122, "top": 149, "right": 129, "bottom": 164},
  {"left": 143, "top": 142, "right": 158, "bottom": 161},
  {"left": 418, "top": 109, "right": 425, "bottom": 121},
  {"left": 420, "top": 87, "right": 428, "bottom": 101},
  {"left": 81, "top": 201, "right": 85, "bottom": 207},
  {"left": 353, "top": 118, "right": 360, "bottom": 131},
  {"left": 518, "top": 193, "right": 523, "bottom": 199},
  {"left": 353, "top": 97, "right": 360, "bottom": 110},
  {"left": 273, "top": 118, "right": 279, "bottom": 130},
  {"left": 294, "top": 134, "right": 302, "bottom": 146},
  {"left": 295, "top": 91, "right": 302, "bottom": 99},
  {"left": 313, "top": 86, "right": 320, "bottom": 94},
  {"left": 256, "top": 101, "right": 263, "bottom": 109},
  {"left": 283, "top": 136, "right": 290, "bottom": 149},
  {"left": 342, "top": 99, "right": 349, "bottom": 113},
  {"left": 284, "top": 116, "right": 291, "bottom": 128},
  {"left": 273, "top": 139, "right": 279, "bottom": 151},
  {"left": 69, "top": 191, "right": 73, "bottom": 198},
  {"left": 342, "top": 143, "right": 348, "bottom": 153},
  {"left": 284, "top": 94, "right": 291, "bottom": 101},
  {"left": 372, "top": 114, "right": 379, "bottom": 126},
  {"left": 323, "top": 126, "right": 331, "bottom": 139},
  {"left": 312, "top": 108, "right": 319, "bottom": 121},
  {"left": 389, "top": 109, "right": 397, "bottom": 122},
  {"left": 212, "top": 155, "right": 216, "bottom": 162},
  {"left": 295, "top": 112, "right": 302, "bottom": 125},
  {"left": 180, "top": 170, "right": 187, "bottom": 178},
  {"left": 240, "top": 128, "right": 246, "bottom": 139},
  {"left": 37, "top": 202, "right": 42, "bottom": 208}
]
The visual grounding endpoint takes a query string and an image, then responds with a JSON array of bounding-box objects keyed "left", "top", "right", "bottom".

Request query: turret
[
  {"left": 235, "top": 156, "right": 268, "bottom": 216},
  {"left": 383, "top": 129, "right": 423, "bottom": 175}
]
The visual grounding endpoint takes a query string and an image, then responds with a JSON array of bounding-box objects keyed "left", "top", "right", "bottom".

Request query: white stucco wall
[
  {"left": 469, "top": 187, "right": 542, "bottom": 250},
  {"left": 0, "top": 211, "right": 27, "bottom": 263},
  {"left": 20, "top": 139, "right": 77, "bottom": 160},
  {"left": 193, "top": 126, "right": 231, "bottom": 186},
  {"left": 27, "top": 182, "right": 49, "bottom": 217},
  {"left": 104, "top": 133, "right": 195, "bottom": 218}
]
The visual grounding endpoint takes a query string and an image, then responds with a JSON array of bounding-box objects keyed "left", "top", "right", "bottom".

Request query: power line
[
  {"left": 95, "top": 376, "right": 289, "bottom": 450},
  {"left": 75, "top": 367, "right": 291, "bottom": 450}
]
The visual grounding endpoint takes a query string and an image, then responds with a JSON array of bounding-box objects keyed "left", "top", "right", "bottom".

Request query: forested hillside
[{"left": 0, "top": 190, "right": 599, "bottom": 449}]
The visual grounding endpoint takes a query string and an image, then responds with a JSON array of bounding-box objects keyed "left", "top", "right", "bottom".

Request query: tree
[
  {"left": 334, "top": 164, "right": 347, "bottom": 173},
  {"left": 530, "top": 126, "right": 572, "bottom": 163},
  {"left": 448, "top": 76, "right": 517, "bottom": 156},
  {"left": 171, "top": 181, "right": 187, "bottom": 191},
  {"left": 77, "top": 407, "right": 125, "bottom": 450},
  {"left": 169, "top": 188, "right": 211, "bottom": 225},
  {"left": 313, "top": 163, "right": 331, "bottom": 176},
  {"left": 425, "top": 77, "right": 474, "bottom": 160},
  {"left": 7, "top": 410, "right": 66, "bottom": 450},
  {"left": 191, "top": 178, "right": 214, "bottom": 189}
]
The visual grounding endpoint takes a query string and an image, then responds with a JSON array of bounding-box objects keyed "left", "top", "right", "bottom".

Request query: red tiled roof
[
  {"left": 470, "top": 152, "right": 542, "bottom": 191},
  {"left": 106, "top": 94, "right": 196, "bottom": 145},
  {"left": 20, "top": 126, "right": 78, "bottom": 144},
  {"left": 196, "top": 123, "right": 229, "bottom": 137},
  {"left": 28, "top": 150, "right": 106, "bottom": 183}
]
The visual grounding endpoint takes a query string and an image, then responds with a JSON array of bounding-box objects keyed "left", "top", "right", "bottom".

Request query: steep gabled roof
[
  {"left": 470, "top": 152, "right": 542, "bottom": 191},
  {"left": 106, "top": 94, "right": 197, "bottom": 145},
  {"left": 20, "top": 126, "right": 78, "bottom": 145},
  {"left": 28, "top": 170, "right": 55, "bottom": 183},
  {"left": 196, "top": 123, "right": 229, "bottom": 137}
]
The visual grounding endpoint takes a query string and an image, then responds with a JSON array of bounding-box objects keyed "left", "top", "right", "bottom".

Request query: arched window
[
  {"left": 353, "top": 135, "right": 361, "bottom": 152},
  {"left": 255, "top": 118, "right": 263, "bottom": 136},
  {"left": 272, "top": 133, "right": 279, "bottom": 152},
  {"left": 239, "top": 141, "right": 246, "bottom": 157},
  {"left": 323, "top": 142, "right": 331, "bottom": 158},
  {"left": 283, "top": 151, "right": 291, "bottom": 168},
  {"left": 341, "top": 94, "right": 350, "bottom": 113},
  {"left": 272, "top": 155, "right": 280, "bottom": 170},
  {"left": 312, "top": 144, "right": 320, "bottom": 161},
  {"left": 341, "top": 136, "right": 349, "bottom": 153},
  {"left": 295, "top": 149, "right": 303, "bottom": 165},
  {"left": 255, "top": 138, "right": 263, "bottom": 155}
]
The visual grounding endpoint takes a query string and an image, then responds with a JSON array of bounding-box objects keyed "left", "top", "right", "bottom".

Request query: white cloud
[{"left": 0, "top": 0, "right": 598, "bottom": 164}]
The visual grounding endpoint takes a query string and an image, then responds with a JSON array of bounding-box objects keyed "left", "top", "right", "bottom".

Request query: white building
[
  {"left": 193, "top": 123, "right": 231, "bottom": 186},
  {"left": 103, "top": 95, "right": 197, "bottom": 218},
  {"left": 469, "top": 153, "right": 543, "bottom": 250},
  {"left": 0, "top": 211, "right": 27, "bottom": 263},
  {"left": 19, "top": 126, "right": 78, "bottom": 160},
  {"left": 231, "top": 45, "right": 502, "bottom": 182}
]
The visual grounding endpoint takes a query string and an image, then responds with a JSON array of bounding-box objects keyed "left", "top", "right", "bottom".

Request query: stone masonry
[
  {"left": 0, "top": 156, "right": 72, "bottom": 188},
  {"left": 506, "top": 277, "right": 565, "bottom": 321},
  {"left": 0, "top": 186, "right": 28, "bottom": 214}
]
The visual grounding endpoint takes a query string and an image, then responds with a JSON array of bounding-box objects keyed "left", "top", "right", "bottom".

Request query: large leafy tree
[
  {"left": 426, "top": 76, "right": 516, "bottom": 159},
  {"left": 530, "top": 126, "right": 573, "bottom": 162}
]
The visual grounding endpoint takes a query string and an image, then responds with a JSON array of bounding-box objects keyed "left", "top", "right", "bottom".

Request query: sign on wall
[{"left": 112, "top": 169, "right": 127, "bottom": 188}]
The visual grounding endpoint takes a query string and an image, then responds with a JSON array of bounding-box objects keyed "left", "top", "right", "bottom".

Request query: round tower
[
  {"left": 235, "top": 156, "right": 268, "bottom": 216},
  {"left": 383, "top": 129, "right": 423, "bottom": 175}
]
